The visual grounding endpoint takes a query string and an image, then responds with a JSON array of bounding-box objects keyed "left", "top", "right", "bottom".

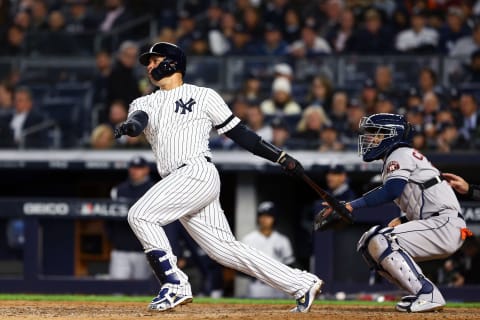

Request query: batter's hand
[
  {"left": 277, "top": 152, "right": 304, "bottom": 177},
  {"left": 114, "top": 123, "right": 127, "bottom": 139},
  {"left": 442, "top": 173, "right": 469, "bottom": 194}
]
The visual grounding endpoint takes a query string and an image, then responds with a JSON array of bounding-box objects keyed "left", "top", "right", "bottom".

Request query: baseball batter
[
  {"left": 337, "top": 113, "right": 470, "bottom": 312},
  {"left": 114, "top": 42, "right": 322, "bottom": 312}
]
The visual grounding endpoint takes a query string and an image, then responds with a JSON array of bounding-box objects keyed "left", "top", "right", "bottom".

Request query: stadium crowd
[{"left": 0, "top": 0, "right": 479, "bottom": 151}]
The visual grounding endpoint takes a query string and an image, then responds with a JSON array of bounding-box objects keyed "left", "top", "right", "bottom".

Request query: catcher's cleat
[
  {"left": 290, "top": 278, "right": 323, "bottom": 313},
  {"left": 148, "top": 286, "right": 193, "bottom": 311},
  {"left": 395, "top": 288, "right": 445, "bottom": 313}
]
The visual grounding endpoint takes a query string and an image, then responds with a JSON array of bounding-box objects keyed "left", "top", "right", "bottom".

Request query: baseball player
[
  {"left": 113, "top": 42, "right": 322, "bottom": 312},
  {"left": 241, "top": 201, "right": 295, "bottom": 298},
  {"left": 325, "top": 113, "right": 470, "bottom": 312}
]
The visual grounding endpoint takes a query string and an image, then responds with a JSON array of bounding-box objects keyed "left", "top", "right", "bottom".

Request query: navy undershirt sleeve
[{"left": 350, "top": 178, "right": 407, "bottom": 209}]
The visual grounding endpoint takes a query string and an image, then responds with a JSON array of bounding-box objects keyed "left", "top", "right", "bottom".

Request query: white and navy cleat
[
  {"left": 148, "top": 287, "right": 193, "bottom": 311},
  {"left": 290, "top": 278, "right": 324, "bottom": 313}
]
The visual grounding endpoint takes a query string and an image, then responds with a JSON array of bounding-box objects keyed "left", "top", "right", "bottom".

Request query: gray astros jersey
[
  {"left": 382, "top": 147, "right": 461, "bottom": 221},
  {"left": 129, "top": 83, "right": 240, "bottom": 177}
]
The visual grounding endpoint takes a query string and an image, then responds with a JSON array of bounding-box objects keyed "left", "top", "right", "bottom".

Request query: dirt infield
[{"left": 0, "top": 301, "right": 479, "bottom": 320}]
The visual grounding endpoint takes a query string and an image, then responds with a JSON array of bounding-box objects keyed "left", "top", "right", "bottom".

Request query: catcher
[{"left": 315, "top": 113, "right": 470, "bottom": 313}]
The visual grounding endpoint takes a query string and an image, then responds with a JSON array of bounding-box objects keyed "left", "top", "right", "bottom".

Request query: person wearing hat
[
  {"left": 260, "top": 77, "right": 302, "bottom": 116},
  {"left": 395, "top": 8, "right": 439, "bottom": 53},
  {"left": 107, "top": 155, "right": 155, "bottom": 280},
  {"left": 312, "top": 164, "right": 356, "bottom": 213},
  {"left": 241, "top": 201, "right": 296, "bottom": 298},
  {"left": 270, "top": 116, "right": 292, "bottom": 149}
]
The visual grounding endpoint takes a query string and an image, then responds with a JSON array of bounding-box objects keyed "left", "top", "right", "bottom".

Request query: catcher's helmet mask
[
  {"left": 358, "top": 113, "right": 413, "bottom": 162},
  {"left": 139, "top": 42, "right": 186, "bottom": 81}
]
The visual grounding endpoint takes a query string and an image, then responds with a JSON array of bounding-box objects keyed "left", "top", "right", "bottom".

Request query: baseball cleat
[
  {"left": 148, "top": 287, "right": 193, "bottom": 311},
  {"left": 290, "top": 278, "right": 323, "bottom": 313},
  {"left": 395, "top": 289, "right": 445, "bottom": 312}
]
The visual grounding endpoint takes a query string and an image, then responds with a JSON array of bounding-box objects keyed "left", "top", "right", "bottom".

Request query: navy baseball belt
[{"left": 178, "top": 156, "right": 211, "bottom": 169}]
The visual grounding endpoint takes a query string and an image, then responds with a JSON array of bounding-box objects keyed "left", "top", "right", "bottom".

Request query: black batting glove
[
  {"left": 113, "top": 123, "right": 127, "bottom": 139},
  {"left": 277, "top": 152, "right": 304, "bottom": 177}
]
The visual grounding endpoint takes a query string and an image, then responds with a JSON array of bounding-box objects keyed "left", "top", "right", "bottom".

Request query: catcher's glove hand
[{"left": 314, "top": 202, "right": 354, "bottom": 232}]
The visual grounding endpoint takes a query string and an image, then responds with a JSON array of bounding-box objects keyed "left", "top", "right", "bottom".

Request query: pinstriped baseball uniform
[
  {"left": 127, "top": 83, "right": 318, "bottom": 299},
  {"left": 383, "top": 147, "right": 466, "bottom": 260}
]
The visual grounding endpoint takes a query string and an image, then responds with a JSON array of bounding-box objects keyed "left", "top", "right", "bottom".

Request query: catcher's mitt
[{"left": 314, "top": 203, "right": 354, "bottom": 232}]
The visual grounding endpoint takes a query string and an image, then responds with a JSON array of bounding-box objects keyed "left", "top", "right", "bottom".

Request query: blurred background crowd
[{"left": 0, "top": 0, "right": 479, "bottom": 152}]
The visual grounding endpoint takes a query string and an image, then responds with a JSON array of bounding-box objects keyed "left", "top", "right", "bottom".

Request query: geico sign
[
  {"left": 23, "top": 202, "right": 69, "bottom": 215},
  {"left": 80, "top": 203, "right": 129, "bottom": 216}
]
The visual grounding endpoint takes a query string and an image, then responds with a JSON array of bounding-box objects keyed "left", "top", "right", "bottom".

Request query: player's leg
[
  {"left": 127, "top": 163, "right": 220, "bottom": 311},
  {"left": 180, "top": 199, "right": 322, "bottom": 313},
  {"left": 357, "top": 225, "right": 445, "bottom": 312}
]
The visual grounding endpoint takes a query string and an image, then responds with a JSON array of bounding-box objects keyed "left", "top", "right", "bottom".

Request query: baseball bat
[{"left": 301, "top": 173, "right": 354, "bottom": 224}]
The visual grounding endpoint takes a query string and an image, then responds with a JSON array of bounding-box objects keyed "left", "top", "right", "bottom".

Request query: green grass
[{"left": 0, "top": 294, "right": 478, "bottom": 308}]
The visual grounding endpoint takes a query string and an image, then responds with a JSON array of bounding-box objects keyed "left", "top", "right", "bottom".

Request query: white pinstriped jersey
[
  {"left": 129, "top": 83, "right": 240, "bottom": 177},
  {"left": 382, "top": 147, "right": 461, "bottom": 220}
]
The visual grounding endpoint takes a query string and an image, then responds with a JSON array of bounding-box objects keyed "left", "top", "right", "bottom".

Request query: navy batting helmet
[
  {"left": 139, "top": 42, "right": 186, "bottom": 80},
  {"left": 358, "top": 113, "right": 413, "bottom": 162}
]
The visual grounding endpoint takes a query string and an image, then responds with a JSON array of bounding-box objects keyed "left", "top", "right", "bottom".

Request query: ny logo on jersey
[{"left": 174, "top": 98, "right": 196, "bottom": 114}]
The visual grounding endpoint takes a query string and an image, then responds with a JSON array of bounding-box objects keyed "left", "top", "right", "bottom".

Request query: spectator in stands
[
  {"left": 422, "top": 91, "right": 441, "bottom": 144},
  {"left": 237, "top": 72, "right": 264, "bottom": 104},
  {"left": 89, "top": 123, "right": 115, "bottom": 149},
  {"left": 326, "top": 8, "right": 356, "bottom": 53},
  {"left": 405, "top": 87, "right": 422, "bottom": 110},
  {"left": 98, "top": 0, "right": 133, "bottom": 43},
  {"left": 176, "top": 10, "right": 198, "bottom": 54},
  {"left": 7, "top": 86, "right": 49, "bottom": 149},
  {"left": 418, "top": 67, "right": 442, "bottom": 96},
  {"left": 197, "top": 3, "right": 223, "bottom": 34},
  {"left": 242, "top": 6, "right": 264, "bottom": 43},
  {"left": 345, "top": 8, "right": 393, "bottom": 54},
  {"left": 244, "top": 103, "right": 272, "bottom": 142},
  {"left": 270, "top": 116, "right": 292, "bottom": 149},
  {"left": 461, "top": 49, "right": 480, "bottom": 83},
  {"left": 108, "top": 155, "right": 154, "bottom": 280},
  {"left": 273, "top": 63, "right": 294, "bottom": 83},
  {"left": 374, "top": 65, "right": 401, "bottom": 105},
  {"left": 262, "top": 0, "right": 289, "bottom": 27},
  {"left": 30, "top": 0, "right": 49, "bottom": 31},
  {"left": 36, "top": 10, "right": 79, "bottom": 56},
  {"left": 0, "top": 24, "right": 27, "bottom": 56},
  {"left": 328, "top": 90, "right": 349, "bottom": 134},
  {"left": 260, "top": 77, "right": 301, "bottom": 116},
  {"left": 439, "top": 6, "right": 470, "bottom": 55},
  {"left": 63, "top": 0, "right": 100, "bottom": 54},
  {"left": 358, "top": 78, "right": 378, "bottom": 114},
  {"left": 208, "top": 11, "right": 237, "bottom": 56},
  {"left": 435, "top": 122, "right": 467, "bottom": 153},
  {"left": 319, "top": 0, "right": 345, "bottom": 40},
  {"left": 189, "top": 30, "right": 211, "bottom": 56},
  {"left": 412, "top": 130, "right": 427, "bottom": 151},
  {"left": 305, "top": 75, "right": 333, "bottom": 110},
  {"left": 395, "top": 9, "right": 439, "bottom": 54},
  {"left": 253, "top": 23, "right": 289, "bottom": 56},
  {"left": 282, "top": 8, "right": 301, "bottom": 44},
  {"left": 318, "top": 125, "right": 343, "bottom": 152},
  {"left": 288, "top": 21, "right": 332, "bottom": 58},
  {"left": 106, "top": 41, "right": 141, "bottom": 112},
  {"left": 13, "top": 9, "right": 31, "bottom": 30},
  {"left": 343, "top": 103, "right": 365, "bottom": 150},
  {"left": 241, "top": 201, "right": 295, "bottom": 298},
  {"left": 406, "top": 106, "right": 424, "bottom": 134},
  {"left": 374, "top": 94, "right": 395, "bottom": 114},
  {"left": 293, "top": 105, "right": 331, "bottom": 150},
  {"left": 92, "top": 50, "right": 113, "bottom": 120},
  {"left": 458, "top": 92, "right": 479, "bottom": 144},
  {"left": 450, "top": 23, "right": 480, "bottom": 59},
  {"left": 227, "top": 23, "right": 254, "bottom": 56}
]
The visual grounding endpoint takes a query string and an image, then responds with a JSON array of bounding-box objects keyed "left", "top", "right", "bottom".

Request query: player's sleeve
[
  {"left": 205, "top": 89, "right": 240, "bottom": 134},
  {"left": 383, "top": 148, "right": 414, "bottom": 182}
]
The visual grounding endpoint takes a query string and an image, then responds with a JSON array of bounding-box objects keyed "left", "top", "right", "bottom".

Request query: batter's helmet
[
  {"left": 139, "top": 42, "right": 186, "bottom": 80},
  {"left": 358, "top": 113, "right": 413, "bottom": 162}
]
